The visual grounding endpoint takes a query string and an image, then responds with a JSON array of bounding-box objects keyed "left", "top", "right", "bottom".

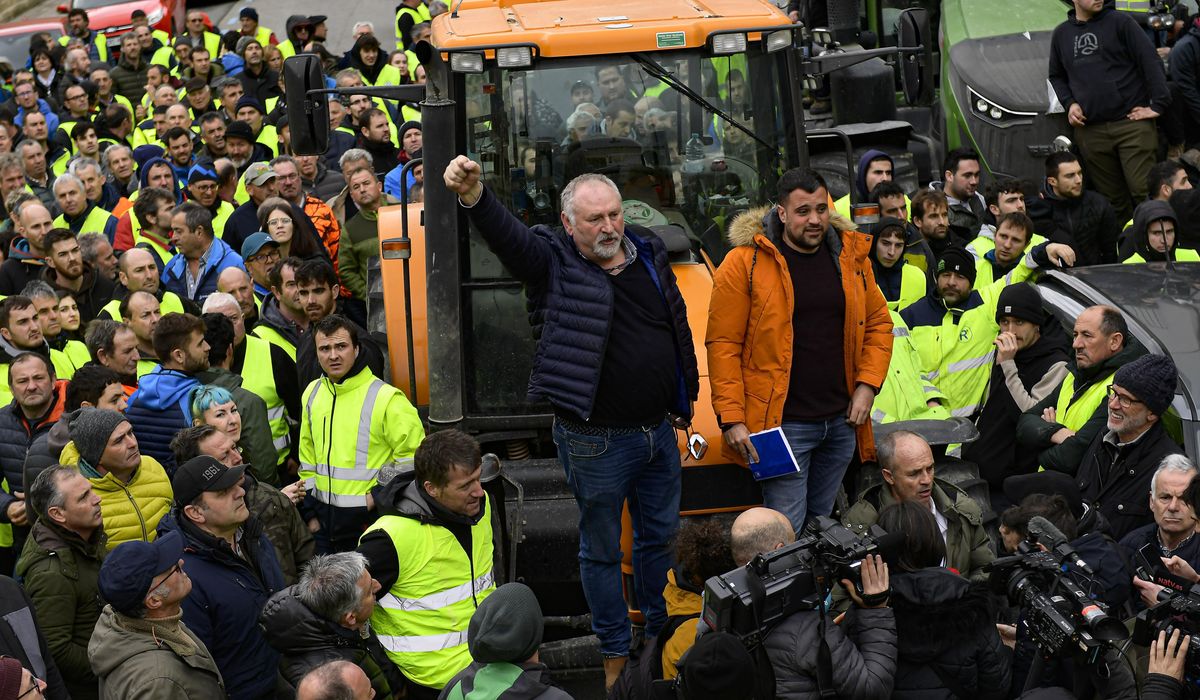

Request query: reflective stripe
[
  {"left": 892, "top": 326, "right": 910, "bottom": 337},
  {"left": 922, "top": 385, "right": 939, "bottom": 394},
  {"left": 272, "top": 434, "right": 289, "bottom": 450},
  {"left": 266, "top": 405, "right": 286, "bottom": 421},
  {"left": 871, "top": 409, "right": 886, "bottom": 422},
  {"left": 313, "top": 491, "right": 370, "bottom": 507},
  {"left": 379, "top": 571, "right": 495, "bottom": 612},
  {"left": 315, "top": 463, "right": 377, "bottom": 481},
  {"left": 951, "top": 404, "right": 980, "bottom": 417},
  {"left": 378, "top": 629, "right": 469, "bottom": 654},
  {"left": 926, "top": 369, "right": 940, "bottom": 381},
  {"left": 356, "top": 381, "right": 385, "bottom": 471},
  {"left": 947, "top": 352, "right": 995, "bottom": 374}
]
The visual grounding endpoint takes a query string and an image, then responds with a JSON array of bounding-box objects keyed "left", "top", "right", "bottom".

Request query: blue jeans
[
  {"left": 761, "top": 418, "right": 857, "bottom": 532},
  {"left": 553, "top": 419, "right": 681, "bottom": 657}
]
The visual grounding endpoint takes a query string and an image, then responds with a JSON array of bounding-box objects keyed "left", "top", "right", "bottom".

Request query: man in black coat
[
  {"left": 1124, "top": 455, "right": 1200, "bottom": 610},
  {"left": 964, "top": 283, "right": 1070, "bottom": 500},
  {"left": 1077, "top": 353, "right": 1184, "bottom": 539},
  {"left": 259, "top": 552, "right": 403, "bottom": 697},
  {"left": 1041, "top": 152, "right": 1121, "bottom": 266}
]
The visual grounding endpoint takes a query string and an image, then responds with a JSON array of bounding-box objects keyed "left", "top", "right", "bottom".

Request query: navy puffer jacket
[{"left": 462, "top": 187, "right": 699, "bottom": 420}]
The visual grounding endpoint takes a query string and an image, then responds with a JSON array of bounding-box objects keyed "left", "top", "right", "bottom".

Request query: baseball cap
[
  {"left": 98, "top": 530, "right": 185, "bottom": 616},
  {"left": 242, "top": 162, "right": 276, "bottom": 187},
  {"left": 241, "top": 231, "right": 279, "bottom": 259},
  {"left": 172, "top": 455, "right": 246, "bottom": 509},
  {"left": 184, "top": 77, "right": 208, "bottom": 94}
]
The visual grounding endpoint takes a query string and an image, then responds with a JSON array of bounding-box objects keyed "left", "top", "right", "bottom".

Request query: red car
[
  {"left": 54, "top": 0, "right": 179, "bottom": 55},
  {"left": 0, "top": 16, "right": 64, "bottom": 67}
]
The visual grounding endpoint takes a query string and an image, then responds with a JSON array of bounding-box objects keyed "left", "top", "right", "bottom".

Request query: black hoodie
[
  {"left": 1048, "top": 0, "right": 1170, "bottom": 123},
  {"left": 1125, "top": 199, "right": 1180, "bottom": 261},
  {"left": 964, "top": 318, "right": 1070, "bottom": 490}
]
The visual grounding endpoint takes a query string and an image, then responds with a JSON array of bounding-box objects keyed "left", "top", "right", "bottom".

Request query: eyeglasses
[
  {"left": 17, "top": 676, "right": 43, "bottom": 699},
  {"left": 1106, "top": 385, "right": 1144, "bottom": 409},
  {"left": 248, "top": 250, "right": 279, "bottom": 264},
  {"left": 150, "top": 562, "right": 182, "bottom": 590},
  {"left": 266, "top": 217, "right": 291, "bottom": 227}
]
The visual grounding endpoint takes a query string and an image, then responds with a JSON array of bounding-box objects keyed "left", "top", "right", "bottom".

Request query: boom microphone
[{"left": 1028, "top": 516, "right": 1094, "bottom": 575}]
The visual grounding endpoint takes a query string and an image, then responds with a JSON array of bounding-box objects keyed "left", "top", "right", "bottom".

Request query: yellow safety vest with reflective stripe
[
  {"left": 1115, "top": 0, "right": 1150, "bottom": 12},
  {"left": 239, "top": 335, "right": 289, "bottom": 465},
  {"left": 62, "top": 339, "right": 91, "bottom": 372},
  {"left": 150, "top": 45, "right": 175, "bottom": 69},
  {"left": 102, "top": 291, "right": 185, "bottom": 322},
  {"left": 277, "top": 40, "right": 296, "bottom": 60},
  {"left": 188, "top": 32, "right": 222, "bottom": 60},
  {"left": 1123, "top": 249, "right": 1200, "bottom": 263},
  {"left": 130, "top": 215, "right": 174, "bottom": 266},
  {"left": 883, "top": 264, "right": 925, "bottom": 313},
  {"left": 365, "top": 501, "right": 494, "bottom": 688},
  {"left": 907, "top": 264, "right": 1033, "bottom": 417},
  {"left": 212, "top": 200, "right": 235, "bottom": 239},
  {"left": 256, "top": 124, "right": 279, "bottom": 158},
  {"left": 252, "top": 26, "right": 274, "bottom": 47},
  {"left": 872, "top": 311, "right": 949, "bottom": 423},
  {"left": 59, "top": 32, "right": 109, "bottom": 64},
  {"left": 251, "top": 324, "right": 297, "bottom": 360},
  {"left": 395, "top": 4, "right": 432, "bottom": 52},
  {"left": 49, "top": 348, "right": 76, "bottom": 380},
  {"left": 966, "top": 229, "right": 1047, "bottom": 286},
  {"left": 298, "top": 368, "right": 423, "bottom": 509},
  {"left": 54, "top": 206, "right": 115, "bottom": 237},
  {"left": 1055, "top": 371, "right": 1117, "bottom": 433}
]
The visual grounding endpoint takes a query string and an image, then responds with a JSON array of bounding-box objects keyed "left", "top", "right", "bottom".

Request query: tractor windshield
[{"left": 461, "top": 48, "right": 795, "bottom": 266}]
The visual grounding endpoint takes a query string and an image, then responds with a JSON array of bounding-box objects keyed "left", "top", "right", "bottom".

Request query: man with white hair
[
  {"left": 52, "top": 174, "right": 118, "bottom": 241},
  {"left": 102, "top": 145, "right": 138, "bottom": 198},
  {"left": 1124, "top": 454, "right": 1200, "bottom": 582}
]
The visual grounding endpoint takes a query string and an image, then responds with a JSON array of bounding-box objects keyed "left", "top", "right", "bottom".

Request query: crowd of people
[{"left": 0, "top": 0, "right": 1194, "bottom": 698}]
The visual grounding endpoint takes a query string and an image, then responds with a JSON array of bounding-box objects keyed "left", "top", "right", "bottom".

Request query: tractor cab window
[{"left": 463, "top": 49, "right": 793, "bottom": 271}]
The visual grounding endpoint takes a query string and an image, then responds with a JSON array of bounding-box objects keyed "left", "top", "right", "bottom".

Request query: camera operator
[
  {"left": 1003, "top": 473, "right": 1132, "bottom": 611},
  {"left": 762, "top": 552, "right": 897, "bottom": 698},
  {"left": 879, "top": 500, "right": 1011, "bottom": 699},
  {"left": 1144, "top": 629, "right": 1191, "bottom": 700},
  {"left": 998, "top": 475, "right": 1136, "bottom": 699}
]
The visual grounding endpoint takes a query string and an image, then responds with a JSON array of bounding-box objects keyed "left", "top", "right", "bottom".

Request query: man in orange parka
[{"left": 707, "top": 168, "right": 893, "bottom": 531}]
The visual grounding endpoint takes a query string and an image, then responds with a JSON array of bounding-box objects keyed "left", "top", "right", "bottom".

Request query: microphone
[{"left": 1028, "top": 516, "right": 1094, "bottom": 575}]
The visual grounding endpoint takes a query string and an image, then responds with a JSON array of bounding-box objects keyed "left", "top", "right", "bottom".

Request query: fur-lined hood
[{"left": 727, "top": 205, "right": 859, "bottom": 248}]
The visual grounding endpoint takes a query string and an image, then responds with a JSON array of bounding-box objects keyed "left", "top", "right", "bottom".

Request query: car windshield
[
  {"left": 0, "top": 28, "right": 60, "bottom": 63},
  {"left": 462, "top": 49, "right": 794, "bottom": 266}
]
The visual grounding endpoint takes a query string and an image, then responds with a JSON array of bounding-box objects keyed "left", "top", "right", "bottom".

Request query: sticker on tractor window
[{"left": 656, "top": 31, "right": 686, "bottom": 48}]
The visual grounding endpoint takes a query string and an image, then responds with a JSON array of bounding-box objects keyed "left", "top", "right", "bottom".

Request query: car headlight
[
  {"left": 147, "top": 6, "right": 164, "bottom": 24},
  {"left": 968, "top": 87, "right": 1036, "bottom": 124}
]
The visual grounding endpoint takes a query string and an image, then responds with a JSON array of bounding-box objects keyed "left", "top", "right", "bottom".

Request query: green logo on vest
[
  {"left": 959, "top": 327, "right": 972, "bottom": 342},
  {"left": 657, "top": 31, "right": 686, "bottom": 48}
]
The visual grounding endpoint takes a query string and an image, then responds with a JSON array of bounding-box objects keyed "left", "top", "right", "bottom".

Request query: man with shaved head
[
  {"left": 97, "top": 247, "right": 196, "bottom": 323},
  {"left": 0, "top": 202, "right": 54, "bottom": 295},
  {"left": 730, "top": 507, "right": 796, "bottom": 567},
  {"left": 217, "top": 267, "right": 260, "bottom": 329}
]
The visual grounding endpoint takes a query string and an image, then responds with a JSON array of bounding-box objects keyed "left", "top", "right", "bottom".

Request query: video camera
[
  {"left": 986, "top": 516, "right": 1128, "bottom": 661},
  {"left": 1132, "top": 545, "right": 1200, "bottom": 686},
  {"left": 701, "top": 516, "right": 898, "bottom": 645}
]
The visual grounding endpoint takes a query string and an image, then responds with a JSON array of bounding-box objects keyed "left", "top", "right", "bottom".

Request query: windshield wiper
[{"left": 631, "top": 52, "right": 779, "bottom": 157}]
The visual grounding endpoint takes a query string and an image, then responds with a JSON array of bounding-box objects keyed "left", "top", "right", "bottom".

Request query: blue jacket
[
  {"left": 160, "top": 513, "right": 284, "bottom": 700},
  {"left": 161, "top": 236, "right": 245, "bottom": 303},
  {"left": 125, "top": 368, "right": 198, "bottom": 474},
  {"left": 15, "top": 102, "right": 59, "bottom": 132},
  {"left": 462, "top": 187, "right": 698, "bottom": 420}
]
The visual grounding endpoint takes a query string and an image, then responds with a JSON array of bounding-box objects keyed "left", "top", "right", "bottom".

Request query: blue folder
[{"left": 747, "top": 427, "right": 800, "bottom": 481}]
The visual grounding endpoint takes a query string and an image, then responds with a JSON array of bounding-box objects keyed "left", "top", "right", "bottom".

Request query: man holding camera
[
  {"left": 763, "top": 552, "right": 896, "bottom": 697},
  {"left": 843, "top": 431, "right": 995, "bottom": 582}
]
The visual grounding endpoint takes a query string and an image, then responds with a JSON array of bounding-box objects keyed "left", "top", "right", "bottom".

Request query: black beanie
[
  {"left": 467, "top": 583, "right": 542, "bottom": 663},
  {"left": 995, "top": 282, "right": 1045, "bottom": 325},
  {"left": 1113, "top": 353, "right": 1178, "bottom": 416},
  {"left": 936, "top": 245, "right": 977, "bottom": 287}
]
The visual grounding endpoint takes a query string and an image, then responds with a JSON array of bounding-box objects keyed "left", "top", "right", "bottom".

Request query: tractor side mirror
[
  {"left": 284, "top": 54, "right": 329, "bottom": 156},
  {"left": 897, "top": 7, "right": 933, "bottom": 107}
]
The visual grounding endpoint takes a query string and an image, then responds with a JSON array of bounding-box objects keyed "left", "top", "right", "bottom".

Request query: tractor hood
[{"left": 947, "top": 32, "right": 1056, "bottom": 113}]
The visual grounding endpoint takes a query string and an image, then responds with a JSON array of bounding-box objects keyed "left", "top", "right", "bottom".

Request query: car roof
[
  {"left": 0, "top": 17, "right": 64, "bottom": 35},
  {"left": 1039, "top": 263, "right": 1200, "bottom": 417}
]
